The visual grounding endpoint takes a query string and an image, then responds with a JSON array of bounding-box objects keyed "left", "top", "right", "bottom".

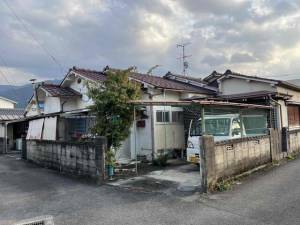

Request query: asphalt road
[{"left": 0, "top": 154, "right": 300, "bottom": 225}]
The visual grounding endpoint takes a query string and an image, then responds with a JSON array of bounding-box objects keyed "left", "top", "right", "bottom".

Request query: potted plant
[{"left": 106, "top": 149, "right": 116, "bottom": 180}]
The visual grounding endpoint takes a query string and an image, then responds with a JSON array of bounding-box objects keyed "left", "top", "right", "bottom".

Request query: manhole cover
[{"left": 14, "top": 215, "right": 54, "bottom": 225}]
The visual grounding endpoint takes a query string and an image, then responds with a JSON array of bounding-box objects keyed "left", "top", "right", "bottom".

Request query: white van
[{"left": 186, "top": 113, "right": 267, "bottom": 164}]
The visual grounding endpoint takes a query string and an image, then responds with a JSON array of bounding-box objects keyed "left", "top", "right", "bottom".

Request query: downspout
[
  {"left": 34, "top": 83, "right": 41, "bottom": 115},
  {"left": 4, "top": 122, "right": 7, "bottom": 154},
  {"left": 61, "top": 99, "right": 68, "bottom": 112},
  {"left": 163, "top": 89, "right": 167, "bottom": 155}
]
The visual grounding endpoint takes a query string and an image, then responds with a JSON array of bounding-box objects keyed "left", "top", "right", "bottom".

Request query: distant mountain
[
  {"left": 0, "top": 79, "right": 61, "bottom": 108},
  {"left": 287, "top": 79, "right": 300, "bottom": 86}
]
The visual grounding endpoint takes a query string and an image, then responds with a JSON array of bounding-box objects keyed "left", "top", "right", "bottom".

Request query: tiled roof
[
  {"left": 72, "top": 67, "right": 106, "bottom": 82},
  {"left": 164, "top": 72, "right": 207, "bottom": 84},
  {"left": 0, "top": 108, "right": 24, "bottom": 121},
  {"left": 130, "top": 73, "right": 215, "bottom": 94},
  {"left": 205, "top": 69, "right": 300, "bottom": 92},
  {"left": 70, "top": 67, "right": 216, "bottom": 94},
  {"left": 41, "top": 84, "right": 81, "bottom": 97}
]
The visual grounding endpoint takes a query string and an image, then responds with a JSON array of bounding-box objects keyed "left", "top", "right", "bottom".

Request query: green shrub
[{"left": 152, "top": 154, "right": 168, "bottom": 167}]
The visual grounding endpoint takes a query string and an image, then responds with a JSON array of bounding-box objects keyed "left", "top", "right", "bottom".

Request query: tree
[{"left": 88, "top": 67, "right": 140, "bottom": 152}]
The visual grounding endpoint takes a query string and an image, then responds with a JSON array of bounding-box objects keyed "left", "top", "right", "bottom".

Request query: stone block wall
[
  {"left": 26, "top": 138, "right": 106, "bottom": 183},
  {"left": 202, "top": 135, "right": 272, "bottom": 189},
  {"left": 289, "top": 128, "right": 300, "bottom": 154}
]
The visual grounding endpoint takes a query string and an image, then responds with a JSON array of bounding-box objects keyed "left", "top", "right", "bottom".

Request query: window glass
[
  {"left": 242, "top": 115, "right": 267, "bottom": 135},
  {"left": 205, "top": 118, "right": 231, "bottom": 136},
  {"left": 190, "top": 119, "right": 202, "bottom": 136},
  {"left": 156, "top": 111, "right": 170, "bottom": 122},
  {"left": 231, "top": 118, "right": 241, "bottom": 136},
  {"left": 172, "top": 111, "right": 183, "bottom": 123},
  {"left": 38, "top": 101, "right": 45, "bottom": 111}
]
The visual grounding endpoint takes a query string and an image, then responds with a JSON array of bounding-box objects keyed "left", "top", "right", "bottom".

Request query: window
[
  {"left": 288, "top": 106, "right": 300, "bottom": 128},
  {"left": 38, "top": 101, "right": 45, "bottom": 111},
  {"left": 156, "top": 111, "right": 170, "bottom": 122},
  {"left": 172, "top": 111, "right": 183, "bottom": 123},
  {"left": 231, "top": 118, "right": 242, "bottom": 137},
  {"left": 68, "top": 118, "right": 87, "bottom": 138},
  {"left": 243, "top": 115, "right": 268, "bottom": 135},
  {"left": 190, "top": 119, "right": 202, "bottom": 136}
]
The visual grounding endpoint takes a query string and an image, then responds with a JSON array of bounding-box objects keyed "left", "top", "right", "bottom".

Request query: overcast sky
[{"left": 1, "top": 0, "right": 300, "bottom": 85}]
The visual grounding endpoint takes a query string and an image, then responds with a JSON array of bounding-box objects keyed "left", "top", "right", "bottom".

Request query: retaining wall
[
  {"left": 289, "top": 128, "right": 300, "bottom": 154},
  {"left": 26, "top": 138, "right": 106, "bottom": 183},
  {"left": 201, "top": 134, "right": 273, "bottom": 189}
]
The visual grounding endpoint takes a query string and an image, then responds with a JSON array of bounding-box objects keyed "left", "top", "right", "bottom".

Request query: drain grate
[{"left": 14, "top": 216, "right": 54, "bottom": 225}]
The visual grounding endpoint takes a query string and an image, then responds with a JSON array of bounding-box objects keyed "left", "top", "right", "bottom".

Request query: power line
[{"left": 2, "top": 0, "right": 65, "bottom": 73}]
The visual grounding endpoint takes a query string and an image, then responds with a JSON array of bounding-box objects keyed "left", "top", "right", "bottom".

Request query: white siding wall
[
  {"left": 0, "top": 123, "right": 5, "bottom": 137},
  {"left": 0, "top": 98, "right": 15, "bottom": 109},
  {"left": 69, "top": 77, "right": 94, "bottom": 110},
  {"left": 44, "top": 97, "right": 61, "bottom": 114},
  {"left": 220, "top": 78, "right": 276, "bottom": 95}
]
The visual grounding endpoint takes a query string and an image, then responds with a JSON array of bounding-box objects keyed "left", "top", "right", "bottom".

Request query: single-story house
[
  {"left": 24, "top": 66, "right": 218, "bottom": 162},
  {"left": 202, "top": 70, "right": 300, "bottom": 151},
  {"left": 0, "top": 96, "right": 25, "bottom": 153}
]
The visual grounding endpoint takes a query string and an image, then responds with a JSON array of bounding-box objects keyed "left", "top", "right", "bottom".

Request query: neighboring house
[
  {"left": 204, "top": 70, "right": 300, "bottom": 131},
  {"left": 0, "top": 96, "right": 17, "bottom": 109},
  {"left": 24, "top": 66, "right": 217, "bottom": 162},
  {"left": 0, "top": 97, "right": 25, "bottom": 153}
]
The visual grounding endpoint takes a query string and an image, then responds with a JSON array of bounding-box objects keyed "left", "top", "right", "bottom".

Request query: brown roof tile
[
  {"left": 41, "top": 84, "right": 81, "bottom": 97},
  {"left": 72, "top": 67, "right": 106, "bottom": 82},
  {"left": 70, "top": 66, "right": 216, "bottom": 94}
]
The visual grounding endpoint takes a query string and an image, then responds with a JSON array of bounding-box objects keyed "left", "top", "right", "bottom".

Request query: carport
[{"left": 124, "top": 99, "right": 272, "bottom": 192}]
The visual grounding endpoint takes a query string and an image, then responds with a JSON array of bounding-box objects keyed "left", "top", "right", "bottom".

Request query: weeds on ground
[
  {"left": 286, "top": 154, "right": 295, "bottom": 160},
  {"left": 214, "top": 179, "right": 233, "bottom": 192},
  {"left": 152, "top": 154, "right": 168, "bottom": 167}
]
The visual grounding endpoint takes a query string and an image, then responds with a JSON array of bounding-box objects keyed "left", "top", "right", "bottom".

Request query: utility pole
[{"left": 177, "top": 43, "right": 191, "bottom": 76}]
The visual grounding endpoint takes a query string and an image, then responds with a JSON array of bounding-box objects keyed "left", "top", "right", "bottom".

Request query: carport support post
[
  {"left": 200, "top": 135, "right": 215, "bottom": 193},
  {"left": 200, "top": 105, "right": 206, "bottom": 192}
]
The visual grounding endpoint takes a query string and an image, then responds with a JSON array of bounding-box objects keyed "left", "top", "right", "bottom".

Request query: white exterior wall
[
  {"left": 220, "top": 78, "right": 276, "bottom": 95},
  {"left": 44, "top": 97, "right": 61, "bottom": 114},
  {"left": 277, "top": 86, "right": 300, "bottom": 129},
  {"left": 68, "top": 77, "right": 94, "bottom": 110},
  {"left": 0, "top": 123, "right": 5, "bottom": 137},
  {"left": 277, "top": 87, "right": 300, "bottom": 102},
  {"left": 0, "top": 98, "right": 15, "bottom": 109}
]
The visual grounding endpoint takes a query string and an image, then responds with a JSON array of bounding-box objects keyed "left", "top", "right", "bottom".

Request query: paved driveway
[{"left": 1, "top": 153, "right": 300, "bottom": 225}]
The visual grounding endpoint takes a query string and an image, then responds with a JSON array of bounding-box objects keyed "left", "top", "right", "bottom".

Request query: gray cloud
[
  {"left": 230, "top": 52, "right": 257, "bottom": 63},
  {"left": 0, "top": 0, "right": 300, "bottom": 85}
]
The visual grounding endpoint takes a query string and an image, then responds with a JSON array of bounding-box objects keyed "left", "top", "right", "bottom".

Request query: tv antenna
[{"left": 177, "top": 42, "right": 191, "bottom": 76}]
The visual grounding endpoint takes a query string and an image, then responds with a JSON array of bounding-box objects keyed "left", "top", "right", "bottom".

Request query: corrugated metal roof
[{"left": 0, "top": 108, "right": 24, "bottom": 121}]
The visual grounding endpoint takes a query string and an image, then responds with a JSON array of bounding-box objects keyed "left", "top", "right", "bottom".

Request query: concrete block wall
[
  {"left": 26, "top": 138, "right": 106, "bottom": 183},
  {"left": 289, "top": 129, "right": 300, "bottom": 154},
  {"left": 202, "top": 135, "right": 272, "bottom": 188}
]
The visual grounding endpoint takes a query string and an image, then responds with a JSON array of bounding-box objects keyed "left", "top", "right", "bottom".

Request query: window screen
[
  {"left": 156, "top": 111, "right": 170, "bottom": 122},
  {"left": 242, "top": 115, "right": 268, "bottom": 135},
  {"left": 172, "top": 111, "right": 183, "bottom": 123}
]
